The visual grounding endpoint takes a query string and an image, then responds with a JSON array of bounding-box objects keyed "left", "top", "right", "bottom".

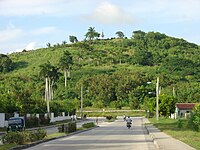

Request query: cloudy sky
[{"left": 0, "top": 0, "right": 200, "bottom": 54}]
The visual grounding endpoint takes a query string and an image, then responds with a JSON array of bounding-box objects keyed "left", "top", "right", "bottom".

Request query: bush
[
  {"left": 65, "top": 122, "right": 76, "bottom": 133},
  {"left": 82, "top": 122, "right": 95, "bottom": 128},
  {"left": 187, "top": 105, "right": 200, "bottom": 131},
  {"left": 2, "top": 131, "right": 30, "bottom": 145},
  {"left": 39, "top": 115, "right": 50, "bottom": 125},
  {"left": 2, "top": 129, "right": 46, "bottom": 145},
  {"left": 30, "top": 128, "right": 47, "bottom": 142},
  {"left": 58, "top": 122, "right": 77, "bottom": 133},
  {"left": 58, "top": 124, "right": 65, "bottom": 133},
  {"left": 177, "top": 119, "right": 183, "bottom": 128},
  {"left": 106, "top": 116, "right": 113, "bottom": 120},
  {"left": 26, "top": 116, "right": 40, "bottom": 128}
]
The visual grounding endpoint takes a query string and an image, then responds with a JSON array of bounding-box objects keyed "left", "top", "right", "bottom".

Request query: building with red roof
[{"left": 175, "top": 103, "right": 197, "bottom": 119}]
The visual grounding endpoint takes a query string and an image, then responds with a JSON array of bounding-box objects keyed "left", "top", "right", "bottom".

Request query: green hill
[{"left": 0, "top": 30, "right": 200, "bottom": 116}]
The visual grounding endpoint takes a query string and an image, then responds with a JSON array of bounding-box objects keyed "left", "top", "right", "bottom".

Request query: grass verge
[
  {"left": 149, "top": 118, "right": 200, "bottom": 150},
  {"left": 45, "top": 132, "right": 66, "bottom": 139},
  {"left": 77, "top": 110, "right": 145, "bottom": 117},
  {"left": 0, "top": 143, "right": 17, "bottom": 150}
]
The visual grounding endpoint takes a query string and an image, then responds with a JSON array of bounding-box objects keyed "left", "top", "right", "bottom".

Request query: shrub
[
  {"left": 30, "top": 128, "right": 47, "bottom": 142},
  {"left": 82, "top": 122, "right": 95, "bottom": 128},
  {"left": 2, "top": 131, "right": 30, "bottom": 145},
  {"left": 58, "top": 122, "right": 77, "bottom": 133},
  {"left": 187, "top": 105, "right": 200, "bottom": 131},
  {"left": 106, "top": 116, "right": 113, "bottom": 120},
  {"left": 26, "top": 116, "right": 40, "bottom": 128},
  {"left": 65, "top": 122, "right": 76, "bottom": 133},
  {"left": 2, "top": 129, "right": 46, "bottom": 145},
  {"left": 177, "top": 119, "right": 183, "bottom": 128},
  {"left": 58, "top": 124, "right": 65, "bottom": 133},
  {"left": 39, "top": 115, "right": 50, "bottom": 125}
]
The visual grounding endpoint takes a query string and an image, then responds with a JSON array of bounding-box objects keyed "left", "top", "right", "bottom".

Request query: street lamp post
[
  {"left": 148, "top": 77, "right": 159, "bottom": 121},
  {"left": 156, "top": 77, "right": 159, "bottom": 121},
  {"left": 80, "top": 85, "right": 83, "bottom": 119}
]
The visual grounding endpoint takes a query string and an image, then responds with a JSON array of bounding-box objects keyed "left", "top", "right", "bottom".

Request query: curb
[
  {"left": 144, "top": 124, "right": 160, "bottom": 149},
  {"left": 10, "top": 126, "right": 99, "bottom": 150}
]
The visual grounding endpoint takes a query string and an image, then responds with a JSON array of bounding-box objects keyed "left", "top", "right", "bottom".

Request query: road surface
[
  {"left": 25, "top": 117, "right": 157, "bottom": 150},
  {"left": 45, "top": 118, "right": 105, "bottom": 134}
]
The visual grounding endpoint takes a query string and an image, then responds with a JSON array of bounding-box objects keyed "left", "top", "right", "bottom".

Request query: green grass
[
  {"left": 149, "top": 118, "right": 200, "bottom": 150},
  {"left": 45, "top": 132, "right": 66, "bottom": 139},
  {"left": 77, "top": 110, "right": 145, "bottom": 117},
  {"left": 0, "top": 143, "right": 17, "bottom": 150},
  {"left": 77, "top": 107, "right": 145, "bottom": 117},
  {"left": 0, "top": 127, "right": 6, "bottom": 132},
  {"left": 0, "top": 133, "right": 65, "bottom": 150}
]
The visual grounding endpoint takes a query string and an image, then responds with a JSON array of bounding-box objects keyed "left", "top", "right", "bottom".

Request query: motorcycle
[{"left": 127, "top": 122, "right": 132, "bottom": 129}]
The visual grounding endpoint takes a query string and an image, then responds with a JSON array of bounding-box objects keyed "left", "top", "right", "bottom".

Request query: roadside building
[{"left": 175, "top": 103, "right": 196, "bottom": 119}]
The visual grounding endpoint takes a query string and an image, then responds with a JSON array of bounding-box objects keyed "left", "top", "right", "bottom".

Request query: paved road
[
  {"left": 0, "top": 118, "right": 105, "bottom": 145},
  {"left": 46, "top": 118, "right": 105, "bottom": 134},
  {"left": 25, "top": 117, "right": 157, "bottom": 150}
]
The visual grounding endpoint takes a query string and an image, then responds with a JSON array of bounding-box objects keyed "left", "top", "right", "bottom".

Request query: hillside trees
[
  {"left": 69, "top": 35, "right": 78, "bottom": 43},
  {"left": 160, "top": 56, "right": 195, "bottom": 76},
  {"left": 1, "top": 28, "right": 200, "bottom": 117},
  {"left": 132, "top": 30, "right": 147, "bottom": 49},
  {"left": 0, "top": 75, "right": 46, "bottom": 114},
  {"left": 116, "top": 31, "right": 125, "bottom": 39},
  {"left": 175, "top": 82, "right": 200, "bottom": 103},
  {"left": 132, "top": 48, "right": 153, "bottom": 65},
  {"left": 0, "top": 54, "right": 14, "bottom": 73},
  {"left": 75, "top": 70, "right": 149, "bottom": 109},
  {"left": 159, "top": 94, "right": 177, "bottom": 117},
  {"left": 58, "top": 51, "right": 73, "bottom": 88}
]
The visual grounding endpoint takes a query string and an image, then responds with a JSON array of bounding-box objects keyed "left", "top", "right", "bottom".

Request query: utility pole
[
  {"left": 45, "top": 77, "right": 50, "bottom": 117},
  {"left": 156, "top": 77, "right": 159, "bottom": 121},
  {"left": 80, "top": 85, "right": 83, "bottom": 119},
  {"left": 173, "top": 87, "right": 175, "bottom": 97}
]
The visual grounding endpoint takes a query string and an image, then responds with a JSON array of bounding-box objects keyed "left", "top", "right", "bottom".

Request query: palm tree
[
  {"left": 46, "top": 43, "right": 51, "bottom": 48},
  {"left": 39, "top": 62, "right": 59, "bottom": 114},
  {"left": 116, "top": 31, "right": 125, "bottom": 39},
  {"left": 85, "top": 27, "right": 100, "bottom": 41},
  {"left": 59, "top": 51, "right": 73, "bottom": 88}
]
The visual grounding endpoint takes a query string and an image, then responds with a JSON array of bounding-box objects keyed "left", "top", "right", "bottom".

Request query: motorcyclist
[
  {"left": 123, "top": 115, "right": 126, "bottom": 121},
  {"left": 126, "top": 116, "right": 132, "bottom": 128}
]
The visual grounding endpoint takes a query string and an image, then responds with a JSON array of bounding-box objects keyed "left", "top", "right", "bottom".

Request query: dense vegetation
[{"left": 0, "top": 28, "right": 200, "bottom": 117}]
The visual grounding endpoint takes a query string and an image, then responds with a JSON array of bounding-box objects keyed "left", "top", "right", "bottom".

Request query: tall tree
[
  {"left": 39, "top": 61, "right": 58, "bottom": 114},
  {"left": 69, "top": 35, "right": 78, "bottom": 43},
  {"left": 85, "top": 27, "right": 100, "bottom": 41},
  {"left": 116, "top": 31, "right": 125, "bottom": 39},
  {"left": 59, "top": 51, "right": 73, "bottom": 88},
  {"left": 46, "top": 43, "right": 51, "bottom": 48}
]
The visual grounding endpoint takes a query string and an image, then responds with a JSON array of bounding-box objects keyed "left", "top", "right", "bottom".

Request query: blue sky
[{"left": 0, "top": 0, "right": 200, "bottom": 54}]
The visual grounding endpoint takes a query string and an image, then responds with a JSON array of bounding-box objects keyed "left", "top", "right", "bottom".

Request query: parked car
[{"left": 7, "top": 117, "right": 25, "bottom": 132}]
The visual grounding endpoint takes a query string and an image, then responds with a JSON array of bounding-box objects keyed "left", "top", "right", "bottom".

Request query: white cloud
[
  {"left": 31, "top": 27, "right": 58, "bottom": 35},
  {"left": 13, "top": 42, "right": 37, "bottom": 53},
  {"left": 86, "top": 1, "right": 134, "bottom": 24},
  {"left": 25, "top": 42, "right": 37, "bottom": 50},
  {"left": 129, "top": 0, "right": 200, "bottom": 22},
  {"left": 0, "top": 25, "right": 23, "bottom": 42},
  {"left": 0, "top": 0, "right": 92, "bottom": 16},
  {"left": 0, "top": 0, "right": 56, "bottom": 16}
]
